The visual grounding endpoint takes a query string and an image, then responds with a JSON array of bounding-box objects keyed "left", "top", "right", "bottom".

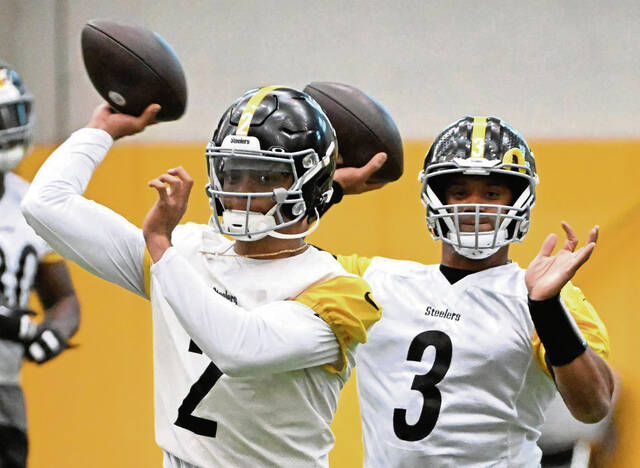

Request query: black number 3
[
  {"left": 175, "top": 340, "right": 223, "bottom": 437},
  {"left": 393, "top": 330, "right": 452, "bottom": 441}
]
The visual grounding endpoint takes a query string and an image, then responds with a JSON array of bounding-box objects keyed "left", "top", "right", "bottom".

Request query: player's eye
[
  {"left": 224, "top": 170, "right": 244, "bottom": 185},
  {"left": 486, "top": 190, "right": 504, "bottom": 200},
  {"left": 448, "top": 189, "right": 466, "bottom": 200},
  {"left": 259, "top": 174, "right": 271, "bottom": 184},
  {"left": 259, "top": 172, "right": 290, "bottom": 186}
]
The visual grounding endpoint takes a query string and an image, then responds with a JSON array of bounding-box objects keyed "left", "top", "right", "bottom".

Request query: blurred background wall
[
  {"left": 2, "top": 1, "right": 639, "bottom": 467},
  {"left": 2, "top": 0, "right": 640, "bottom": 143}
]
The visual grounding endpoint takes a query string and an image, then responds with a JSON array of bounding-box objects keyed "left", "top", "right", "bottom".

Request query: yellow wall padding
[{"left": 16, "top": 139, "right": 640, "bottom": 468}]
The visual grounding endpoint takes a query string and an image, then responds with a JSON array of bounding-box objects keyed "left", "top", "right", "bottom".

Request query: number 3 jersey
[
  {"left": 0, "top": 173, "right": 55, "bottom": 386},
  {"left": 338, "top": 255, "right": 610, "bottom": 468}
]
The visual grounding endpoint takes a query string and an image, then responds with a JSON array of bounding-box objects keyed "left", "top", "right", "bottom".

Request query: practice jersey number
[
  {"left": 393, "top": 330, "right": 452, "bottom": 441},
  {"left": 0, "top": 244, "right": 38, "bottom": 308},
  {"left": 175, "top": 340, "right": 223, "bottom": 437}
]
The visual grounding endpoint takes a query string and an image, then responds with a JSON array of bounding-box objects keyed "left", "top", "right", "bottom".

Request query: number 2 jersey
[
  {"left": 338, "top": 255, "right": 610, "bottom": 468},
  {"left": 21, "top": 128, "right": 381, "bottom": 467}
]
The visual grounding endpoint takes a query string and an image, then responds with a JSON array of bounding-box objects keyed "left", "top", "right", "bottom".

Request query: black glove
[
  {"left": 24, "top": 322, "right": 68, "bottom": 364},
  {"left": 0, "top": 308, "right": 38, "bottom": 343}
]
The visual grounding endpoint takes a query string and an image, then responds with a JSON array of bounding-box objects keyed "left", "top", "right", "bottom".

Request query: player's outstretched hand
[
  {"left": 525, "top": 222, "right": 598, "bottom": 300},
  {"left": 143, "top": 167, "right": 194, "bottom": 262},
  {"left": 334, "top": 152, "right": 388, "bottom": 194},
  {"left": 88, "top": 102, "right": 161, "bottom": 140}
]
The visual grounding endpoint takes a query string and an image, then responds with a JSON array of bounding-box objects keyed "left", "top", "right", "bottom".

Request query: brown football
[
  {"left": 303, "top": 82, "right": 403, "bottom": 183},
  {"left": 81, "top": 19, "right": 187, "bottom": 121}
]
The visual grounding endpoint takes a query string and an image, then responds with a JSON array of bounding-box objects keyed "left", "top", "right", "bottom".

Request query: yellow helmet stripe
[
  {"left": 470, "top": 116, "right": 488, "bottom": 159},
  {"left": 236, "top": 85, "right": 285, "bottom": 136}
]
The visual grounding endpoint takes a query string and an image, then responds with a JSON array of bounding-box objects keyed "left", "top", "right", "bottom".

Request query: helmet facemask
[
  {"left": 0, "top": 66, "right": 33, "bottom": 173},
  {"left": 419, "top": 116, "right": 539, "bottom": 260},
  {"left": 206, "top": 135, "right": 334, "bottom": 241}
]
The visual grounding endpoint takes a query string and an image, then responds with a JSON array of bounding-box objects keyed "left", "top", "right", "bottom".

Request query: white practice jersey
[
  {"left": 0, "top": 173, "right": 53, "bottom": 384},
  {"left": 337, "top": 255, "right": 609, "bottom": 468},
  {"left": 21, "top": 129, "right": 380, "bottom": 468},
  {"left": 153, "top": 225, "right": 369, "bottom": 467}
]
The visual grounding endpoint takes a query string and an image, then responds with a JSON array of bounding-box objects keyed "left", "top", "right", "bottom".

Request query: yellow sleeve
[
  {"left": 336, "top": 254, "right": 373, "bottom": 277},
  {"left": 295, "top": 275, "right": 381, "bottom": 374},
  {"left": 532, "top": 281, "right": 610, "bottom": 377},
  {"left": 143, "top": 248, "right": 152, "bottom": 299},
  {"left": 40, "top": 251, "right": 64, "bottom": 263}
]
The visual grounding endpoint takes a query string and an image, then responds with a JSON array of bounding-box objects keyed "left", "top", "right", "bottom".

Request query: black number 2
[
  {"left": 393, "top": 330, "right": 452, "bottom": 441},
  {"left": 175, "top": 340, "right": 223, "bottom": 437}
]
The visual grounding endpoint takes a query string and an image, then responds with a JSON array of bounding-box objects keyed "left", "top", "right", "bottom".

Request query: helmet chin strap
[
  {"left": 268, "top": 210, "right": 320, "bottom": 239},
  {"left": 212, "top": 207, "right": 320, "bottom": 242},
  {"left": 448, "top": 229, "right": 508, "bottom": 260}
]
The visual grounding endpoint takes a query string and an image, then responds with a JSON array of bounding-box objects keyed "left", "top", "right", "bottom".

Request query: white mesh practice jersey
[
  {"left": 0, "top": 173, "right": 53, "bottom": 384},
  {"left": 152, "top": 225, "right": 370, "bottom": 467},
  {"left": 338, "top": 255, "right": 609, "bottom": 468},
  {"left": 21, "top": 129, "right": 380, "bottom": 468}
]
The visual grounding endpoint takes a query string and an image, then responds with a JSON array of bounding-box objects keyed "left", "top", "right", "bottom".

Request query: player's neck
[
  {"left": 233, "top": 236, "right": 307, "bottom": 259},
  {"left": 440, "top": 244, "right": 510, "bottom": 271}
]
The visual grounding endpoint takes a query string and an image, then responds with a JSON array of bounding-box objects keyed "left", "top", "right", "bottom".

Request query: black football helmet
[
  {"left": 0, "top": 61, "right": 33, "bottom": 172},
  {"left": 419, "top": 116, "right": 538, "bottom": 259},
  {"left": 205, "top": 86, "right": 338, "bottom": 241}
]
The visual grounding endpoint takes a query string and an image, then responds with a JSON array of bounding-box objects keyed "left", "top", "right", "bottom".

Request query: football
[
  {"left": 81, "top": 19, "right": 187, "bottom": 121},
  {"left": 303, "top": 81, "right": 403, "bottom": 183}
]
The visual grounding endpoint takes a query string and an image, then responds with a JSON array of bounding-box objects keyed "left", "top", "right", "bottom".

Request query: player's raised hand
[
  {"left": 334, "top": 152, "right": 388, "bottom": 194},
  {"left": 525, "top": 222, "right": 598, "bottom": 300},
  {"left": 143, "top": 167, "right": 194, "bottom": 262},
  {"left": 87, "top": 102, "right": 161, "bottom": 140}
]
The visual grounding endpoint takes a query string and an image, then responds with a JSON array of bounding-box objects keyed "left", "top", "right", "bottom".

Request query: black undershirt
[{"left": 439, "top": 264, "right": 475, "bottom": 284}]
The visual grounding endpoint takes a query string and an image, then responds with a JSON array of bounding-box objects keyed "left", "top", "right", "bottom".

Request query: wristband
[{"left": 528, "top": 294, "right": 587, "bottom": 367}]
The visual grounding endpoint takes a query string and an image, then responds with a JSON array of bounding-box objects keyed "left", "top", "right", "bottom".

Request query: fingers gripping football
[
  {"left": 143, "top": 167, "right": 194, "bottom": 262},
  {"left": 525, "top": 222, "right": 598, "bottom": 300},
  {"left": 334, "top": 152, "right": 388, "bottom": 194},
  {"left": 88, "top": 102, "right": 161, "bottom": 140}
]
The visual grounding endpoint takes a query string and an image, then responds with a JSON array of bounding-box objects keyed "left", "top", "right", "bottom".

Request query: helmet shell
[
  {"left": 420, "top": 116, "right": 539, "bottom": 259},
  {"left": 0, "top": 61, "right": 33, "bottom": 172},
  {"left": 211, "top": 87, "right": 337, "bottom": 217}
]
